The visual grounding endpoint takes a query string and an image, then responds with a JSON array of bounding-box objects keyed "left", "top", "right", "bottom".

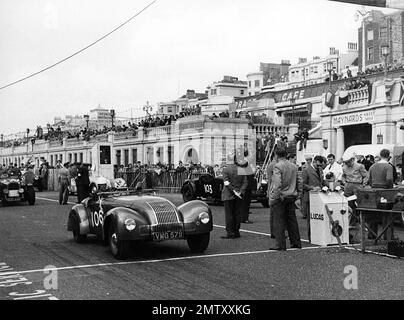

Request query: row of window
[
  {"left": 367, "top": 27, "right": 388, "bottom": 41},
  {"left": 366, "top": 45, "right": 388, "bottom": 61},
  {"left": 290, "top": 62, "right": 335, "bottom": 78},
  {"left": 248, "top": 80, "right": 261, "bottom": 88},
  {"left": 210, "top": 88, "right": 245, "bottom": 96}
]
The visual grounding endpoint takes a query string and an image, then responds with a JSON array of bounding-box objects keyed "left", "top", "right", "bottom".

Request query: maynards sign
[{"left": 332, "top": 110, "right": 374, "bottom": 126}]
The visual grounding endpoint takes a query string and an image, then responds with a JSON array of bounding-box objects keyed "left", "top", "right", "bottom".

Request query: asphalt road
[{"left": 0, "top": 191, "right": 403, "bottom": 300}]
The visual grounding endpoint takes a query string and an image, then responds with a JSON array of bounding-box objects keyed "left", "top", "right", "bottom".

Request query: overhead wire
[{"left": 0, "top": 0, "right": 158, "bottom": 91}]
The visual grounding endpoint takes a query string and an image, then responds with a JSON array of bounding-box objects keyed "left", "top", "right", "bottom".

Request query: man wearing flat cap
[{"left": 221, "top": 151, "right": 248, "bottom": 239}]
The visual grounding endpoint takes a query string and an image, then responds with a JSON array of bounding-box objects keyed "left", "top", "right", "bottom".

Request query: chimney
[
  {"left": 313, "top": 56, "right": 321, "bottom": 60},
  {"left": 348, "top": 42, "right": 358, "bottom": 51},
  {"left": 330, "top": 47, "right": 336, "bottom": 55},
  {"left": 298, "top": 57, "right": 307, "bottom": 64}
]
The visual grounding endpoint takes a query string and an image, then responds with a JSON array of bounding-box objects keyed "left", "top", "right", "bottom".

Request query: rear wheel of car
[
  {"left": 72, "top": 214, "right": 87, "bottom": 243},
  {"left": 108, "top": 223, "right": 130, "bottom": 260},
  {"left": 261, "top": 199, "right": 269, "bottom": 208},
  {"left": 182, "top": 184, "right": 195, "bottom": 203},
  {"left": 187, "top": 233, "right": 210, "bottom": 253},
  {"left": 26, "top": 187, "right": 35, "bottom": 205}
]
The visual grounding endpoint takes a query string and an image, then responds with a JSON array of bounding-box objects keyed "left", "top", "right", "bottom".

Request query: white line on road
[
  {"left": 0, "top": 245, "right": 329, "bottom": 277},
  {"left": 37, "top": 196, "right": 311, "bottom": 242},
  {"left": 214, "top": 224, "right": 311, "bottom": 243}
]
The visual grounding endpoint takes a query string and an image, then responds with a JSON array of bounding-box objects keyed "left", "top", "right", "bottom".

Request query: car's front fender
[
  {"left": 103, "top": 207, "right": 149, "bottom": 241},
  {"left": 177, "top": 200, "right": 213, "bottom": 235},
  {"left": 181, "top": 179, "right": 195, "bottom": 194},
  {"left": 67, "top": 204, "right": 90, "bottom": 235}
]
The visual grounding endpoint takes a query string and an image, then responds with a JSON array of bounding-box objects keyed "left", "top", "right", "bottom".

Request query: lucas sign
[{"left": 332, "top": 110, "right": 375, "bottom": 126}]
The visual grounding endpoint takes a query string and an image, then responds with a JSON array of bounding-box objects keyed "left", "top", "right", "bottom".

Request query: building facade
[
  {"left": 358, "top": 10, "right": 404, "bottom": 71},
  {"left": 288, "top": 43, "right": 358, "bottom": 88}
]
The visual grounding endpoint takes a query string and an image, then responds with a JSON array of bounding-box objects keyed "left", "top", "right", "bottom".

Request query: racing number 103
[
  {"left": 204, "top": 184, "right": 213, "bottom": 194},
  {"left": 91, "top": 211, "right": 104, "bottom": 227}
]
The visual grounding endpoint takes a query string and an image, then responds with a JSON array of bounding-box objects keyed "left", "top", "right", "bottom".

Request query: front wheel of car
[
  {"left": 182, "top": 184, "right": 196, "bottom": 203},
  {"left": 187, "top": 233, "right": 210, "bottom": 253},
  {"left": 72, "top": 215, "right": 87, "bottom": 244},
  {"left": 108, "top": 223, "right": 130, "bottom": 260}
]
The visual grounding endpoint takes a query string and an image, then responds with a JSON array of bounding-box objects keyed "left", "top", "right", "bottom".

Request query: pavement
[{"left": 0, "top": 191, "right": 403, "bottom": 300}]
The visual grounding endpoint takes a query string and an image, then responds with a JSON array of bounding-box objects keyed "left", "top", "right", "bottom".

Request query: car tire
[
  {"left": 261, "top": 199, "right": 270, "bottom": 208},
  {"left": 26, "top": 188, "right": 35, "bottom": 206},
  {"left": 182, "top": 184, "right": 196, "bottom": 203},
  {"left": 72, "top": 215, "right": 87, "bottom": 244},
  {"left": 108, "top": 223, "right": 130, "bottom": 260},
  {"left": 187, "top": 233, "right": 210, "bottom": 253}
]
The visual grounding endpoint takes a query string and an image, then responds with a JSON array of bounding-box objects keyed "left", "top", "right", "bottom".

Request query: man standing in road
[
  {"left": 341, "top": 154, "right": 368, "bottom": 211},
  {"left": 58, "top": 162, "right": 71, "bottom": 205},
  {"left": 367, "top": 149, "right": 394, "bottom": 239},
  {"left": 76, "top": 163, "right": 90, "bottom": 203},
  {"left": 323, "top": 153, "right": 343, "bottom": 186},
  {"left": 301, "top": 155, "right": 325, "bottom": 242},
  {"left": 266, "top": 155, "right": 278, "bottom": 238},
  {"left": 236, "top": 143, "right": 255, "bottom": 224},
  {"left": 268, "top": 147, "right": 302, "bottom": 250},
  {"left": 221, "top": 152, "right": 248, "bottom": 239}
]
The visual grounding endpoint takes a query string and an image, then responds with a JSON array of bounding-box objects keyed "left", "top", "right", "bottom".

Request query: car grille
[
  {"left": 151, "top": 223, "right": 183, "bottom": 233},
  {"left": 147, "top": 200, "right": 179, "bottom": 224},
  {"left": 8, "top": 183, "right": 20, "bottom": 190}
]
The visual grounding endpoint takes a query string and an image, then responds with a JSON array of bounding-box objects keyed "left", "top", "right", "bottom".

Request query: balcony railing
[{"left": 346, "top": 87, "right": 369, "bottom": 105}]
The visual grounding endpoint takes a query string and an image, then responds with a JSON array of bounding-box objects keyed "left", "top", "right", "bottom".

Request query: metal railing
[{"left": 115, "top": 169, "right": 208, "bottom": 193}]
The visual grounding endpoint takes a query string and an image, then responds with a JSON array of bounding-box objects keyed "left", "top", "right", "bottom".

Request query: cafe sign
[
  {"left": 332, "top": 110, "right": 375, "bottom": 126},
  {"left": 281, "top": 89, "right": 305, "bottom": 102}
]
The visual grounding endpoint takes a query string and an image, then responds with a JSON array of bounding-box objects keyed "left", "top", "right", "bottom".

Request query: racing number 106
[{"left": 91, "top": 211, "right": 104, "bottom": 227}]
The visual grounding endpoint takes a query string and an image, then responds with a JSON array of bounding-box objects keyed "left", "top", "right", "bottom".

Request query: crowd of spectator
[{"left": 256, "top": 131, "right": 289, "bottom": 162}]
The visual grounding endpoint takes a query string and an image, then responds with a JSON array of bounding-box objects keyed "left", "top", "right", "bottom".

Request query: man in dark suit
[
  {"left": 268, "top": 147, "right": 301, "bottom": 250},
  {"left": 221, "top": 152, "right": 248, "bottom": 239},
  {"left": 301, "top": 155, "right": 325, "bottom": 242},
  {"left": 76, "top": 163, "right": 90, "bottom": 203}
]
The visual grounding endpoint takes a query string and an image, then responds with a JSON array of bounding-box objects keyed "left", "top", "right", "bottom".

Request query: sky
[{"left": 0, "top": 0, "right": 398, "bottom": 136}]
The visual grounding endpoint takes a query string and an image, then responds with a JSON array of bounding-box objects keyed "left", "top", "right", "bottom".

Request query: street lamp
[
  {"left": 143, "top": 101, "right": 153, "bottom": 116},
  {"left": 381, "top": 43, "right": 390, "bottom": 78},
  {"left": 110, "top": 109, "right": 115, "bottom": 129},
  {"left": 327, "top": 61, "right": 334, "bottom": 87},
  {"left": 290, "top": 97, "right": 296, "bottom": 124},
  {"left": 83, "top": 114, "right": 90, "bottom": 129}
]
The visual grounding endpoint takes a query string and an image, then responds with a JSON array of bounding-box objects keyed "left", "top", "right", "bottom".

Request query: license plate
[
  {"left": 9, "top": 190, "right": 19, "bottom": 197},
  {"left": 152, "top": 231, "right": 184, "bottom": 241},
  {"left": 6, "top": 197, "right": 20, "bottom": 201}
]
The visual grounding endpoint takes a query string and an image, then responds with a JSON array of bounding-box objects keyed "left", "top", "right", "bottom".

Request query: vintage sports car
[
  {"left": 67, "top": 187, "right": 213, "bottom": 260},
  {"left": 0, "top": 173, "right": 35, "bottom": 205},
  {"left": 181, "top": 173, "right": 269, "bottom": 207}
]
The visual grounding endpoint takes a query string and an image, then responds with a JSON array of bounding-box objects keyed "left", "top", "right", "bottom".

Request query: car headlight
[
  {"left": 3, "top": 189, "right": 8, "bottom": 194},
  {"left": 124, "top": 219, "right": 136, "bottom": 231},
  {"left": 261, "top": 180, "right": 267, "bottom": 184},
  {"left": 19, "top": 188, "right": 24, "bottom": 193},
  {"left": 198, "top": 212, "right": 210, "bottom": 224}
]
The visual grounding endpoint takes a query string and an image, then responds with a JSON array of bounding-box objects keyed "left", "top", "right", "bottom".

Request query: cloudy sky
[{"left": 0, "top": 0, "right": 397, "bottom": 135}]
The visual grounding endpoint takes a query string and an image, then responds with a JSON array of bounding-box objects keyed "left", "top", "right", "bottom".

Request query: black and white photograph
[{"left": 0, "top": 0, "right": 403, "bottom": 307}]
